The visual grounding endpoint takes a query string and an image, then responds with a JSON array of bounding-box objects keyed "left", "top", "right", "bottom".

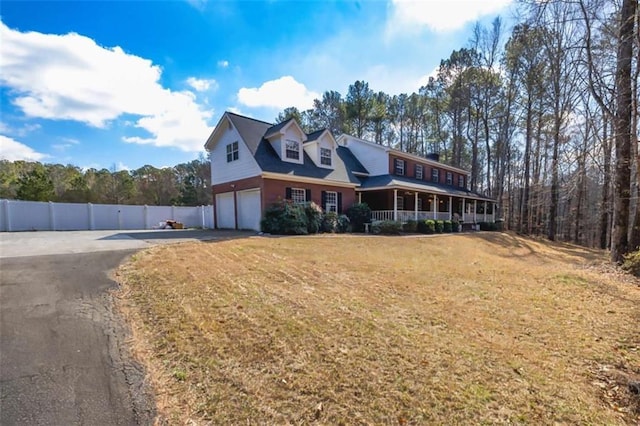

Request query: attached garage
[
  {"left": 237, "top": 188, "right": 261, "bottom": 231},
  {"left": 215, "top": 192, "right": 235, "bottom": 229}
]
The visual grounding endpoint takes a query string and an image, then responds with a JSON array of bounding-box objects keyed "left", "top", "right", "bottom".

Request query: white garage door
[
  {"left": 237, "top": 189, "right": 261, "bottom": 231},
  {"left": 215, "top": 192, "right": 235, "bottom": 229}
]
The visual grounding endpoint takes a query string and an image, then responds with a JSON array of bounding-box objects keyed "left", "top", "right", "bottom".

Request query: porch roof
[{"left": 357, "top": 174, "right": 495, "bottom": 202}]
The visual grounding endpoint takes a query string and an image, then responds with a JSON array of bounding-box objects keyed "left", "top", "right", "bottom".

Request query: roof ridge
[{"left": 226, "top": 111, "right": 273, "bottom": 126}]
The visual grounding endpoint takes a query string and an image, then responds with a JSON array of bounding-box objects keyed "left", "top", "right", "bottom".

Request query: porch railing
[{"left": 371, "top": 211, "right": 495, "bottom": 223}]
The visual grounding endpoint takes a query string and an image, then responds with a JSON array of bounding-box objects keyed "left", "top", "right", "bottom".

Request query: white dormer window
[
  {"left": 320, "top": 148, "right": 332, "bottom": 166},
  {"left": 415, "top": 164, "right": 423, "bottom": 180},
  {"left": 285, "top": 139, "right": 300, "bottom": 160}
]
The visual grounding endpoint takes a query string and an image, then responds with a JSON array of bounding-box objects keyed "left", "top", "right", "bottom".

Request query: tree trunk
[{"left": 610, "top": 0, "right": 636, "bottom": 263}]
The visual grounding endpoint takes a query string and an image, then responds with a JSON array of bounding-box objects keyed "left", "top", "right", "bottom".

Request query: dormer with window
[
  {"left": 303, "top": 129, "right": 337, "bottom": 169},
  {"left": 431, "top": 168, "right": 439, "bottom": 183},
  {"left": 264, "top": 118, "right": 306, "bottom": 164}
]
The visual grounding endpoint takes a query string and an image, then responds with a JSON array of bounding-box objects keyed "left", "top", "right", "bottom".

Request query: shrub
[
  {"left": 304, "top": 202, "right": 323, "bottom": 234},
  {"left": 321, "top": 211, "right": 338, "bottom": 233},
  {"left": 622, "top": 250, "right": 640, "bottom": 277},
  {"left": 260, "top": 200, "right": 308, "bottom": 235},
  {"left": 337, "top": 214, "right": 351, "bottom": 233},
  {"left": 479, "top": 221, "right": 498, "bottom": 231},
  {"left": 443, "top": 220, "right": 453, "bottom": 233},
  {"left": 371, "top": 220, "right": 402, "bottom": 235},
  {"left": 435, "top": 220, "right": 444, "bottom": 233},
  {"left": 402, "top": 220, "right": 417, "bottom": 233},
  {"left": 417, "top": 219, "right": 435, "bottom": 234},
  {"left": 347, "top": 203, "right": 371, "bottom": 233}
]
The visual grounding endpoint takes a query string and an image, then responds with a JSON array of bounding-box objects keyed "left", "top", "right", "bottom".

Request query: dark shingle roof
[
  {"left": 253, "top": 141, "right": 364, "bottom": 184},
  {"left": 263, "top": 118, "right": 294, "bottom": 139},
  {"left": 226, "top": 112, "right": 272, "bottom": 155},
  {"left": 305, "top": 129, "right": 326, "bottom": 142},
  {"left": 358, "top": 174, "right": 495, "bottom": 201}
]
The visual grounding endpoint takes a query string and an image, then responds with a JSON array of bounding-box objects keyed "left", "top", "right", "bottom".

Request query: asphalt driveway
[{"left": 0, "top": 229, "right": 254, "bottom": 425}]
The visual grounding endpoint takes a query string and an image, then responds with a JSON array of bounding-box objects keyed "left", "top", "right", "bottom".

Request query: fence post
[
  {"left": 49, "top": 201, "right": 56, "bottom": 231},
  {"left": 88, "top": 203, "right": 95, "bottom": 230},
  {"left": 201, "top": 205, "right": 205, "bottom": 229},
  {"left": 3, "top": 199, "right": 11, "bottom": 232},
  {"left": 144, "top": 205, "right": 149, "bottom": 229},
  {"left": 118, "top": 207, "right": 122, "bottom": 230}
]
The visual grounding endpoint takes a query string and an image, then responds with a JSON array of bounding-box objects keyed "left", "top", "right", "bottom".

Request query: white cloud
[
  {"left": 0, "top": 21, "right": 212, "bottom": 152},
  {"left": 0, "top": 135, "right": 48, "bottom": 161},
  {"left": 0, "top": 121, "right": 41, "bottom": 137},
  {"left": 186, "top": 77, "right": 218, "bottom": 92},
  {"left": 116, "top": 161, "right": 130, "bottom": 171},
  {"left": 237, "top": 76, "right": 319, "bottom": 110},
  {"left": 217, "top": 60, "right": 229, "bottom": 68},
  {"left": 387, "top": 0, "right": 512, "bottom": 34}
]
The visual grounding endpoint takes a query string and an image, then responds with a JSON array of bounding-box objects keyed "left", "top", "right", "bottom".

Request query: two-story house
[{"left": 204, "top": 111, "right": 496, "bottom": 231}]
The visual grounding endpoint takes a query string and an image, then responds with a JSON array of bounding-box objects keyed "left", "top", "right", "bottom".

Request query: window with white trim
[
  {"left": 446, "top": 172, "right": 453, "bottom": 185},
  {"left": 396, "top": 195, "right": 404, "bottom": 210},
  {"left": 226, "top": 141, "right": 239, "bottom": 162},
  {"left": 325, "top": 191, "right": 337, "bottom": 212},
  {"left": 291, "top": 188, "right": 306, "bottom": 203},
  {"left": 285, "top": 139, "right": 300, "bottom": 160},
  {"left": 416, "top": 164, "right": 423, "bottom": 180},
  {"left": 320, "top": 148, "right": 332, "bottom": 166},
  {"left": 395, "top": 158, "right": 405, "bottom": 175},
  {"left": 458, "top": 175, "right": 465, "bottom": 188},
  {"left": 431, "top": 168, "right": 439, "bottom": 183}
]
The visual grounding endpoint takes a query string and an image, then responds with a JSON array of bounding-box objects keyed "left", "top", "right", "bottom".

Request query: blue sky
[{"left": 0, "top": 0, "right": 514, "bottom": 171}]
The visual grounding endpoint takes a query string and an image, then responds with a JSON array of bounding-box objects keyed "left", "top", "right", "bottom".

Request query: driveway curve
[{"left": 0, "top": 229, "right": 253, "bottom": 425}]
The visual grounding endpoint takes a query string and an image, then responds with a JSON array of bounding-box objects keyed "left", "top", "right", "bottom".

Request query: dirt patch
[{"left": 115, "top": 233, "right": 640, "bottom": 424}]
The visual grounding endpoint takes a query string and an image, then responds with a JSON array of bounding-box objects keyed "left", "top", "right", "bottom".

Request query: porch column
[
  {"left": 393, "top": 189, "right": 398, "bottom": 221},
  {"left": 448, "top": 196, "right": 453, "bottom": 221},
  {"left": 484, "top": 201, "right": 487, "bottom": 222},
  {"left": 433, "top": 195, "right": 438, "bottom": 219},
  {"left": 474, "top": 200, "right": 477, "bottom": 223},
  {"left": 462, "top": 198, "right": 466, "bottom": 222},
  {"left": 414, "top": 192, "right": 418, "bottom": 221},
  {"left": 358, "top": 192, "right": 362, "bottom": 204}
]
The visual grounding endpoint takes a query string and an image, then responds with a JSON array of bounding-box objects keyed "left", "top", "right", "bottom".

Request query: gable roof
[
  {"left": 305, "top": 129, "right": 327, "bottom": 142},
  {"left": 226, "top": 112, "right": 272, "bottom": 155}
]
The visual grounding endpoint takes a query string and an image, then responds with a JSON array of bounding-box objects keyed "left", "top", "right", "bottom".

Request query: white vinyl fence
[{"left": 0, "top": 199, "right": 214, "bottom": 232}]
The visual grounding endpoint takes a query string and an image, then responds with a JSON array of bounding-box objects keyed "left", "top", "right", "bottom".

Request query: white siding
[
  {"left": 303, "top": 141, "right": 318, "bottom": 165},
  {"left": 210, "top": 124, "right": 261, "bottom": 184},
  {"left": 340, "top": 136, "right": 388, "bottom": 175}
]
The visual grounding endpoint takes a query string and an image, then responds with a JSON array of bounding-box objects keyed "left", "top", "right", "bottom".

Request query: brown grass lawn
[{"left": 115, "top": 232, "right": 640, "bottom": 425}]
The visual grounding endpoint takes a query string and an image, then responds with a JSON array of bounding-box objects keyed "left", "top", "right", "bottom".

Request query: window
[
  {"left": 458, "top": 175, "right": 465, "bottom": 188},
  {"left": 395, "top": 158, "right": 405, "bottom": 176},
  {"left": 285, "top": 139, "right": 300, "bottom": 160},
  {"left": 431, "top": 168, "right": 439, "bottom": 183},
  {"left": 291, "top": 188, "right": 306, "bottom": 203},
  {"left": 325, "top": 191, "right": 337, "bottom": 212},
  {"left": 446, "top": 172, "right": 453, "bottom": 185},
  {"left": 396, "top": 195, "right": 404, "bottom": 210},
  {"left": 320, "top": 148, "right": 332, "bottom": 166},
  {"left": 226, "top": 141, "right": 239, "bottom": 162},
  {"left": 415, "top": 164, "right": 423, "bottom": 180}
]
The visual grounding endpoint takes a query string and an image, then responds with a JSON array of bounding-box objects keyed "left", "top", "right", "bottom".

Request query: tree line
[
  {"left": 0, "top": 156, "right": 211, "bottom": 207},
  {"left": 275, "top": 0, "right": 639, "bottom": 262}
]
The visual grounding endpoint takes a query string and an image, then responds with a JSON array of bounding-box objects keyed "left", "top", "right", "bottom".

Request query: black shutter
[
  {"left": 402, "top": 160, "right": 406, "bottom": 175},
  {"left": 321, "top": 191, "right": 327, "bottom": 211},
  {"left": 305, "top": 189, "right": 311, "bottom": 203},
  {"left": 285, "top": 187, "right": 292, "bottom": 200},
  {"left": 337, "top": 192, "right": 343, "bottom": 213}
]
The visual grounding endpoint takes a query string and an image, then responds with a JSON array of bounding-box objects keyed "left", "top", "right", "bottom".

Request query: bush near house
[
  {"left": 479, "top": 221, "right": 498, "bottom": 231},
  {"left": 347, "top": 203, "right": 372, "bottom": 233},
  {"left": 443, "top": 220, "right": 453, "bottom": 233},
  {"left": 402, "top": 220, "right": 417, "bottom": 233},
  {"left": 336, "top": 214, "right": 351, "bottom": 233},
  {"left": 417, "top": 220, "right": 435, "bottom": 234},
  {"left": 260, "top": 200, "right": 308, "bottom": 235},
  {"left": 321, "top": 212, "right": 338, "bottom": 233},
  {"left": 371, "top": 220, "right": 402, "bottom": 235},
  {"left": 435, "top": 220, "right": 444, "bottom": 233},
  {"left": 304, "top": 202, "right": 323, "bottom": 234}
]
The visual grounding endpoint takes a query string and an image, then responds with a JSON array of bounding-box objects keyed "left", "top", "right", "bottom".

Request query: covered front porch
[{"left": 358, "top": 188, "right": 496, "bottom": 224}]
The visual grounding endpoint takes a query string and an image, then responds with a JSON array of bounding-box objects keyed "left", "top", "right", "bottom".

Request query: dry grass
[{"left": 114, "top": 232, "right": 640, "bottom": 425}]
